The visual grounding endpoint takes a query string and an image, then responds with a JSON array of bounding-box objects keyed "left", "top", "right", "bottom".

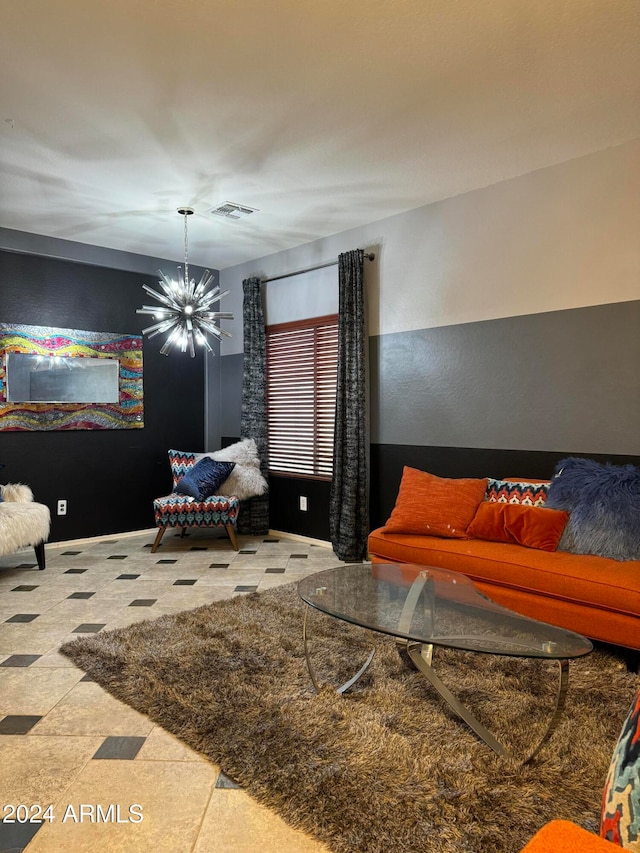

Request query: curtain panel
[
  {"left": 240, "top": 276, "right": 269, "bottom": 535},
  {"left": 330, "top": 249, "right": 369, "bottom": 561}
]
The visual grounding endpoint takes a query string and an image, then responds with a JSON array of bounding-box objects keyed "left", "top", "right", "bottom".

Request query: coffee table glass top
[{"left": 297, "top": 563, "right": 593, "bottom": 659}]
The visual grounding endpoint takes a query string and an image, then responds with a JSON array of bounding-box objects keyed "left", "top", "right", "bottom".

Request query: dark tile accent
[
  {"left": 190, "top": 546, "right": 208, "bottom": 551},
  {"left": 72, "top": 623, "right": 106, "bottom": 633},
  {"left": 156, "top": 559, "right": 177, "bottom": 565},
  {"left": 209, "top": 563, "right": 229, "bottom": 568},
  {"left": 67, "top": 592, "right": 96, "bottom": 600},
  {"left": 129, "top": 599, "right": 157, "bottom": 607},
  {"left": 290, "top": 554, "right": 308, "bottom": 559},
  {"left": 215, "top": 770, "right": 242, "bottom": 789},
  {"left": 92, "top": 735, "right": 146, "bottom": 760},
  {"left": 173, "top": 579, "right": 197, "bottom": 586},
  {"left": 15, "top": 564, "right": 37, "bottom": 569},
  {"left": 239, "top": 549, "right": 257, "bottom": 554},
  {"left": 263, "top": 538, "right": 280, "bottom": 543},
  {"left": 107, "top": 555, "right": 128, "bottom": 560},
  {"left": 11, "top": 585, "right": 38, "bottom": 592},
  {"left": 101, "top": 540, "right": 119, "bottom": 545},
  {"left": 5, "top": 614, "right": 39, "bottom": 623},
  {"left": 0, "top": 817, "right": 43, "bottom": 849},
  {"left": 62, "top": 550, "right": 82, "bottom": 555},
  {"left": 234, "top": 585, "right": 258, "bottom": 593},
  {"left": 143, "top": 543, "right": 153, "bottom": 548},
  {"left": 265, "top": 567, "right": 286, "bottom": 574},
  {"left": 80, "top": 673, "right": 94, "bottom": 682},
  {"left": 116, "top": 574, "right": 140, "bottom": 580},
  {"left": 0, "top": 714, "right": 42, "bottom": 734},
  {"left": 64, "top": 568, "right": 87, "bottom": 574},
  {"left": 1, "top": 654, "right": 41, "bottom": 667}
]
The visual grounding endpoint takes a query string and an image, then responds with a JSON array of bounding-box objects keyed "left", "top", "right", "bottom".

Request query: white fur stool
[{"left": 0, "top": 484, "right": 51, "bottom": 570}]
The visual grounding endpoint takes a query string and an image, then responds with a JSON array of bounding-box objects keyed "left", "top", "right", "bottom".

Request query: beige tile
[
  {"left": 0, "top": 667, "right": 84, "bottom": 715},
  {"left": 0, "top": 735, "right": 102, "bottom": 803},
  {"left": 135, "top": 725, "right": 211, "bottom": 763},
  {"left": 31, "top": 682, "right": 154, "bottom": 737},
  {"left": 26, "top": 760, "right": 217, "bottom": 853},
  {"left": 193, "top": 789, "right": 329, "bottom": 853},
  {"left": 0, "top": 623, "right": 77, "bottom": 656}
]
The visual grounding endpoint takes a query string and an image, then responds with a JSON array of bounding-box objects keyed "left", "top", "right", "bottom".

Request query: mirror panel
[{"left": 6, "top": 352, "right": 120, "bottom": 403}]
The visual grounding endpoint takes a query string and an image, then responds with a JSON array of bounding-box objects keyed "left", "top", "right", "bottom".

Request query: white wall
[{"left": 220, "top": 136, "right": 640, "bottom": 353}]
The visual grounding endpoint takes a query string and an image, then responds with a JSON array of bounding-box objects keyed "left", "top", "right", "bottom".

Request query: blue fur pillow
[
  {"left": 175, "top": 457, "right": 235, "bottom": 501},
  {"left": 545, "top": 457, "right": 640, "bottom": 561}
]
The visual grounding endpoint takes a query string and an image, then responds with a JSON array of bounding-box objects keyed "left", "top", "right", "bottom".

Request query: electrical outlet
[
  {"left": 57, "top": 499, "right": 67, "bottom": 516},
  {"left": 299, "top": 496, "right": 308, "bottom": 512}
]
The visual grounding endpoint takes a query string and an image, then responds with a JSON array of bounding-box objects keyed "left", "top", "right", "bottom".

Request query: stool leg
[{"left": 151, "top": 528, "right": 166, "bottom": 553}]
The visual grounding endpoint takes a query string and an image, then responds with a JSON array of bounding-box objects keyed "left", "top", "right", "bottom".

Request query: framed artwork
[{"left": 0, "top": 323, "right": 143, "bottom": 431}]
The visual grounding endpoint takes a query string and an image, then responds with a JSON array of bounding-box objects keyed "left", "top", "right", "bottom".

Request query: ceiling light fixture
[{"left": 136, "top": 207, "right": 233, "bottom": 357}]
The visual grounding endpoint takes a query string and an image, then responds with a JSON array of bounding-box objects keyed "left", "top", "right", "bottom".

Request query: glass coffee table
[{"left": 297, "top": 563, "right": 593, "bottom": 763}]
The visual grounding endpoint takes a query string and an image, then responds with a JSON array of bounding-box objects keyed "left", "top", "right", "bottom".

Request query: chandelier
[{"left": 136, "top": 207, "right": 233, "bottom": 357}]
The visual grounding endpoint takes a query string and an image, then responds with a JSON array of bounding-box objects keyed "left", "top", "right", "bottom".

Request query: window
[{"left": 266, "top": 315, "right": 338, "bottom": 479}]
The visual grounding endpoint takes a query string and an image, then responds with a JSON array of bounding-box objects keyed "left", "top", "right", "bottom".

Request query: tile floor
[{"left": 0, "top": 528, "right": 340, "bottom": 853}]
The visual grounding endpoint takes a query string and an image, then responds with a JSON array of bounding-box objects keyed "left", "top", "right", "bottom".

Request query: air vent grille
[{"left": 208, "top": 202, "right": 258, "bottom": 220}]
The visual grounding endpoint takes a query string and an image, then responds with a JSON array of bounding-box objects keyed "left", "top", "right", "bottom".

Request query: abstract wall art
[{"left": 0, "top": 323, "right": 143, "bottom": 431}]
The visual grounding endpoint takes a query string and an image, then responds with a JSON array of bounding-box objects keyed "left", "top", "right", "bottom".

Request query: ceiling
[{"left": 1, "top": 0, "right": 639, "bottom": 270}]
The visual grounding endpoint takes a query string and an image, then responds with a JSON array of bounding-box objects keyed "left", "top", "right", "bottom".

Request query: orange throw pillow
[
  {"left": 383, "top": 467, "right": 488, "bottom": 539},
  {"left": 467, "top": 502, "right": 569, "bottom": 551}
]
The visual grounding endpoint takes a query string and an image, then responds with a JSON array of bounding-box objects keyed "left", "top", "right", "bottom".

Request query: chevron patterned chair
[{"left": 151, "top": 449, "right": 240, "bottom": 553}]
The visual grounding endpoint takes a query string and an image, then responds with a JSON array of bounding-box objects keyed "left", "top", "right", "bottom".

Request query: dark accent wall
[
  {"left": 369, "top": 444, "right": 640, "bottom": 531},
  {"left": 0, "top": 248, "right": 207, "bottom": 542}
]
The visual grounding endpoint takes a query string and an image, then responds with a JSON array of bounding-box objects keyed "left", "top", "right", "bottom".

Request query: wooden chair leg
[
  {"left": 180, "top": 527, "right": 187, "bottom": 538},
  {"left": 151, "top": 528, "right": 166, "bottom": 553},
  {"left": 34, "top": 541, "right": 46, "bottom": 570},
  {"left": 226, "top": 524, "right": 239, "bottom": 551}
]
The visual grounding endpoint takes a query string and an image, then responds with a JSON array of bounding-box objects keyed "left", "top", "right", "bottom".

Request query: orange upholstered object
[
  {"left": 467, "top": 502, "right": 569, "bottom": 551},
  {"left": 519, "top": 820, "right": 617, "bottom": 851},
  {"left": 383, "top": 467, "right": 487, "bottom": 539},
  {"left": 367, "top": 528, "right": 640, "bottom": 650}
]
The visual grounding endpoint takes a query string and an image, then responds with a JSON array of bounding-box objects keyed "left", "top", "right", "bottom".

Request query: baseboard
[
  {"left": 46, "top": 528, "right": 157, "bottom": 550},
  {"left": 269, "top": 529, "right": 333, "bottom": 550}
]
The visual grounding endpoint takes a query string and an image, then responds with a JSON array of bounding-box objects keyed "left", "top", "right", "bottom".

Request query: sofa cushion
[
  {"left": 485, "top": 478, "right": 550, "bottom": 507},
  {"left": 367, "top": 528, "right": 640, "bottom": 622},
  {"left": 546, "top": 458, "right": 640, "bottom": 561},
  {"left": 601, "top": 691, "right": 640, "bottom": 850},
  {"left": 467, "top": 502, "right": 569, "bottom": 551},
  {"left": 383, "top": 467, "right": 487, "bottom": 539}
]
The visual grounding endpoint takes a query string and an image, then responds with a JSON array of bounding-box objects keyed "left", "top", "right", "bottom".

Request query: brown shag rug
[{"left": 60, "top": 582, "right": 638, "bottom": 853}]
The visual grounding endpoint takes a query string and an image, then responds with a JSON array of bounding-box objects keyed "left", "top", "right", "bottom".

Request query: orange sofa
[{"left": 367, "top": 527, "right": 640, "bottom": 652}]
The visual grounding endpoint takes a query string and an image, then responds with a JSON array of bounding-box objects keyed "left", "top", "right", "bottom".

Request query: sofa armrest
[{"left": 520, "top": 820, "right": 617, "bottom": 852}]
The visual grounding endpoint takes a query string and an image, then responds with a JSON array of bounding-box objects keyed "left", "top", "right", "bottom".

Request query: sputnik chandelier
[{"left": 136, "top": 207, "right": 233, "bottom": 357}]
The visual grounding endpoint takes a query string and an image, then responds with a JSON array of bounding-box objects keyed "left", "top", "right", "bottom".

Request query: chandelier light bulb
[{"left": 136, "top": 207, "right": 234, "bottom": 357}]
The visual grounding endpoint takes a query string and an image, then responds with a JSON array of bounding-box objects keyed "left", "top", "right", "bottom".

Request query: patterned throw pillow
[
  {"left": 601, "top": 691, "right": 640, "bottom": 850},
  {"left": 485, "top": 478, "right": 550, "bottom": 507}
]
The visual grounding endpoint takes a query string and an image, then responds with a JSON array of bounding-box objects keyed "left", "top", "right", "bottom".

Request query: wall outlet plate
[
  {"left": 299, "top": 496, "right": 308, "bottom": 511},
  {"left": 57, "top": 499, "right": 67, "bottom": 515}
]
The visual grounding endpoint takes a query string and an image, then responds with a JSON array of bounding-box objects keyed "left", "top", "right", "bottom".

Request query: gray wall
[{"left": 213, "top": 138, "right": 640, "bottom": 536}]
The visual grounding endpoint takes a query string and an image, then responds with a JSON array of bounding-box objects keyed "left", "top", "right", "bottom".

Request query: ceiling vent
[{"left": 207, "top": 202, "right": 258, "bottom": 220}]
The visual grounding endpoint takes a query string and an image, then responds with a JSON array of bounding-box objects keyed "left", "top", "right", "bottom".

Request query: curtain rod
[{"left": 261, "top": 252, "right": 375, "bottom": 284}]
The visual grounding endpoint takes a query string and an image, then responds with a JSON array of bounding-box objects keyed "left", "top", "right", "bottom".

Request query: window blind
[{"left": 266, "top": 315, "right": 338, "bottom": 479}]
